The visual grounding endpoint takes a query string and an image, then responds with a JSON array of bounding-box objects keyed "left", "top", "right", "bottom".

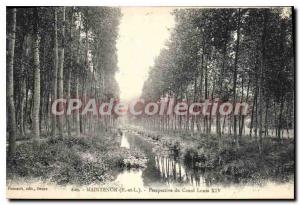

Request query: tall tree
[
  {"left": 57, "top": 7, "right": 65, "bottom": 136},
  {"left": 233, "top": 9, "right": 241, "bottom": 148},
  {"left": 32, "top": 8, "right": 41, "bottom": 146},
  {"left": 51, "top": 7, "right": 58, "bottom": 136},
  {"left": 7, "top": 8, "right": 17, "bottom": 157}
]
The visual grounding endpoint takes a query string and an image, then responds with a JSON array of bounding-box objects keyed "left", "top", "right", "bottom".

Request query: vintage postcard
[{"left": 6, "top": 6, "right": 295, "bottom": 199}]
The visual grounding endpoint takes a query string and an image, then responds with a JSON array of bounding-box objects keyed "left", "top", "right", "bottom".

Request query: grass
[
  {"left": 183, "top": 136, "right": 294, "bottom": 183},
  {"left": 7, "top": 130, "right": 125, "bottom": 185},
  {"left": 129, "top": 126, "right": 294, "bottom": 184}
]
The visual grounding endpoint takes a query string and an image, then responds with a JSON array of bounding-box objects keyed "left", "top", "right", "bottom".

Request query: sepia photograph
[{"left": 6, "top": 6, "right": 295, "bottom": 199}]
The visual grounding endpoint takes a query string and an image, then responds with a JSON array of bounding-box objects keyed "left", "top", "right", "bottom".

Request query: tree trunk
[
  {"left": 233, "top": 9, "right": 241, "bottom": 148},
  {"left": 66, "top": 10, "right": 74, "bottom": 137},
  {"left": 278, "top": 98, "right": 284, "bottom": 140},
  {"left": 75, "top": 23, "right": 81, "bottom": 136},
  {"left": 19, "top": 34, "right": 29, "bottom": 137},
  {"left": 57, "top": 7, "right": 65, "bottom": 137},
  {"left": 258, "top": 12, "right": 268, "bottom": 154},
  {"left": 7, "top": 8, "right": 17, "bottom": 157},
  {"left": 240, "top": 78, "right": 250, "bottom": 137},
  {"left": 32, "top": 8, "right": 41, "bottom": 146},
  {"left": 51, "top": 8, "right": 58, "bottom": 136}
]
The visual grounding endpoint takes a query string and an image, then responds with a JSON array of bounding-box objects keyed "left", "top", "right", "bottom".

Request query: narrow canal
[{"left": 115, "top": 130, "right": 209, "bottom": 188}]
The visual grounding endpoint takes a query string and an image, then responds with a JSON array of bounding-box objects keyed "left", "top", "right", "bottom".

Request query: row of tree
[
  {"left": 7, "top": 7, "right": 121, "bottom": 157},
  {"left": 141, "top": 8, "right": 294, "bottom": 151}
]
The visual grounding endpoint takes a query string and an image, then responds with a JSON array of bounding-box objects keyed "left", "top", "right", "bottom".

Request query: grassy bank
[
  {"left": 128, "top": 126, "right": 294, "bottom": 184},
  {"left": 7, "top": 130, "right": 127, "bottom": 185}
]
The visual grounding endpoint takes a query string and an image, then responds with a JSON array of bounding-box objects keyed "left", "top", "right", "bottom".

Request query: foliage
[{"left": 7, "top": 133, "right": 125, "bottom": 185}]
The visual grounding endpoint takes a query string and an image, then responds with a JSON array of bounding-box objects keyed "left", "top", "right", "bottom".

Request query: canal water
[
  {"left": 115, "top": 131, "right": 209, "bottom": 188},
  {"left": 114, "top": 130, "right": 294, "bottom": 195}
]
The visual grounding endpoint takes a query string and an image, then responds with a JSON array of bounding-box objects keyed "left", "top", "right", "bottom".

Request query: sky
[{"left": 115, "top": 7, "right": 175, "bottom": 101}]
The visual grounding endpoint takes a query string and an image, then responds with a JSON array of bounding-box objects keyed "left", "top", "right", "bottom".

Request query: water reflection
[
  {"left": 120, "top": 134, "right": 130, "bottom": 148},
  {"left": 117, "top": 132, "right": 211, "bottom": 188},
  {"left": 142, "top": 154, "right": 207, "bottom": 187},
  {"left": 115, "top": 169, "right": 143, "bottom": 187}
]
